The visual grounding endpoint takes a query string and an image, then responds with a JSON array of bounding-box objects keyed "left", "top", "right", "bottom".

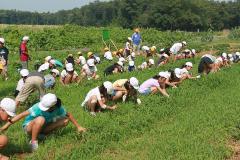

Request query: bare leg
[
  {"left": 151, "top": 87, "right": 158, "bottom": 94},
  {"left": 0, "top": 135, "right": 8, "bottom": 149},
  {"left": 87, "top": 96, "right": 98, "bottom": 112},
  {"left": 42, "top": 118, "right": 69, "bottom": 134},
  {"left": 112, "top": 91, "right": 124, "bottom": 101},
  {"left": 26, "top": 116, "right": 46, "bottom": 142}
]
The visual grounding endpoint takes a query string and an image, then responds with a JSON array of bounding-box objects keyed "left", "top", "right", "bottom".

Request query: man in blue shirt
[{"left": 131, "top": 28, "right": 142, "bottom": 55}]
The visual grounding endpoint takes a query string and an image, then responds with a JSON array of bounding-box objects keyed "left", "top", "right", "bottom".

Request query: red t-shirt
[{"left": 20, "top": 42, "right": 29, "bottom": 61}]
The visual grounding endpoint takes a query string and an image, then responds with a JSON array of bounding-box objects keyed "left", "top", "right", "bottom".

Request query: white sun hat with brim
[
  {"left": 228, "top": 54, "right": 233, "bottom": 58},
  {"left": 87, "top": 59, "right": 95, "bottom": 67},
  {"left": 49, "top": 59, "right": 55, "bottom": 65},
  {"left": 51, "top": 69, "right": 60, "bottom": 76},
  {"left": 222, "top": 53, "right": 227, "bottom": 58},
  {"left": 20, "top": 69, "right": 29, "bottom": 77},
  {"left": 129, "top": 60, "right": 135, "bottom": 66},
  {"left": 149, "top": 59, "right": 155, "bottom": 65},
  {"left": 159, "top": 71, "right": 170, "bottom": 79},
  {"left": 0, "top": 98, "right": 16, "bottom": 117},
  {"left": 131, "top": 52, "right": 136, "bottom": 57},
  {"left": 119, "top": 57, "right": 126, "bottom": 63},
  {"left": 191, "top": 49, "right": 196, "bottom": 54},
  {"left": 236, "top": 52, "right": 240, "bottom": 56},
  {"left": 39, "top": 93, "right": 57, "bottom": 111},
  {"left": 160, "top": 48, "right": 165, "bottom": 52},
  {"left": 182, "top": 41, "right": 187, "bottom": 45},
  {"left": 117, "top": 61, "right": 123, "bottom": 67},
  {"left": 162, "top": 54, "right": 169, "bottom": 58},
  {"left": 129, "top": 77, "right": 139, "bottom": 90},
  {"left": 95, "top": 57, "right": 101, "bottom": 63},
  {"left": 103, "top": 81, "right": 114, "bottom": 95},
  {"left": 0, "top": 38, "right": 5, "bottom": 44},
  {"left": 66, "top": 63, "right": 74, "bottom": 72},
  {"left": 185, "top": 62, "right": 193, "bottom": 67},
  {"left": 45, "top": 56, "right": 52, "bottom": 62},
  {"left": 22, "top": 36, "right": 29, "bottom": 41},
  {"left": 128, "top": 37, "right": 132, "bottom": 41}
]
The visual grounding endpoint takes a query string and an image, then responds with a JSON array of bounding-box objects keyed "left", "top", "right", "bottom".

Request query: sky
[{"left": 0, "top": 0, "right": 106, "bottom": 13}]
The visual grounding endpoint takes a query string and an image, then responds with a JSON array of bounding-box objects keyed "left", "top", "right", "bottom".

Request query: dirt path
[{"left": 227, "top": 139, "right": 240, "bottom": 160}]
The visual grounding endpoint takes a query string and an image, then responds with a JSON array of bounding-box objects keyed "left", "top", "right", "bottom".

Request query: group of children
[{"left": 0, "top": 32, "right": 240, "bottom": 159}]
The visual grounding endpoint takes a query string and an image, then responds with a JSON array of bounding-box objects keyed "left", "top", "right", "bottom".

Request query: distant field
[{"left": 0, "top": 25, "right": 240, "bottom": 159}]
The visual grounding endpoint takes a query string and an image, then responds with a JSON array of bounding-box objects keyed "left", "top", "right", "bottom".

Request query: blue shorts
[
  {"left": 111, "top": 90, "right": 117, "bottom": 96},
  {"left": 140, "top": 88, "right": 151, "bottom": 95}
]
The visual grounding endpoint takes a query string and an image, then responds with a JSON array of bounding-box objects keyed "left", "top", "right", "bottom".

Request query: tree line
[{"left": 0, "top": 0, "right": 240, "bottom": 31}]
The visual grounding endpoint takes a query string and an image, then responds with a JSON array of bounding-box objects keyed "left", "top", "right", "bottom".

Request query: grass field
[{"left": 1, "top": 28, "right": 240, "bottom": 160}]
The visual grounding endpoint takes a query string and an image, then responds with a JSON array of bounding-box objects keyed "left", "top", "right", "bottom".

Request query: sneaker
[
  {"left": 90, "top": 112, "right": 96, "bottom": 117},
  {"left": 122, "top": 95, "right": 127, "bottom": 102},
  {"left": 29, "top": 140, "right": 38, "bottom": 151}
]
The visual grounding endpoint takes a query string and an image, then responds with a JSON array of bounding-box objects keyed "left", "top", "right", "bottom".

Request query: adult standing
[
  {"left": 19, "top": 36, "right": 30, "bottom": 69},
  {"left": 0, "top": 38, "right": 9, "bottom": 80},
  {"left": 131, "top": 28, "right": 142, "bottom": 55}
]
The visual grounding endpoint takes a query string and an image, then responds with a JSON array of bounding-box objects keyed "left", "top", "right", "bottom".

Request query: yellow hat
[
  {"left": 119, "top": 49, "right": 123, "bottom": 53},
  {"left": 112, "top": 51, "right": 117, "bottom": 56},
  {"left": 0, "top": 63, "right": 3, "bottom": 70},
  {"left": 77, "top": 51, "right": 82, "bottom": 55},
  {"left": 87, "top": 52, "right": 93, "bottom": 57},
  {"left": 104, "top": 47, "right": 109, "bottom": 51}
]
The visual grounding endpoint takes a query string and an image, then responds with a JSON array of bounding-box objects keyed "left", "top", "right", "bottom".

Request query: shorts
[{"left": 139, "top": 88, "right": 151, "bottom": 95}]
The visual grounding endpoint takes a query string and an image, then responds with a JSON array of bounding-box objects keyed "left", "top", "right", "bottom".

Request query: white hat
[
  {"left": 160, "top": 48, "right": 165, "bottom": 52},
  {"left": 131, "top": 52, "right": 136, "bottom": 57},
  {"left": 236, "top": 52, "right": 240, "bottom": 56},
  {"left": 95, "top": 57, "right": 100, "bottom": 63},
  {"left": 22, "top": 36, "right": 29, "bottom": 41},
  {"left": 20, "top": 69, "right": 29, "bottom": 77},
  {"left": 51, "top": 69, "right": 59, "bottom": 76},
  {"left": 152, "top": 46, "right": 156, "bottom": 50},
  {"left": 182, "top": 41, "right": 187, "bottom": 45},
  {"left": 129, "top": 60, "right": 135, "bottom": 66},
  {"left": 159, "top": 72, "right": 170, "bottom": 79},
  {"left": 0, "top": 98, "right": 16, "bottom": 117},
  {"left": 49, "top": 59, "right": 55, "bottom": 65},
  {"left": 103, "top": 81, "right": 114, "bottom": 95},
  {"left": 117, "top": 61, "right": 123, "bottom": 66},
  {"left": 119, "top": 57, "right": 126, "bottom": 63},
  {"left": 185, "top": 62, "right": 193, "bottom": 67},
  {"left": 45, "top": 56, "right": 52, "bottom": 62},
  {"left": 39, "top": 93, "right": 57, "bottom": 111},
  {"left": 66, "top": 63, "right": 74, "bottom": 72},
  {"left": 191, "top": 49, "right": 196, "bottom": 54},
  {"left": 128, "top": 37, "right": 132, "bottom": 41},
  {"left": 222, "top": 53, "right": 227, "bottom": 58},
  {"left": 129, "top": 77, "right": 139, "bottom": 90},
  {"left": 0, "top": 38, "right": 5, "bottom": 44},
  {"left": 87, "top": 59, "right": 95, "bottom": 67},
  {"left": 228, "top": 54, "right": 233, "bottom": 58},
  {"left": 149, "top": 59, "right": 155, "bottom": 65}
]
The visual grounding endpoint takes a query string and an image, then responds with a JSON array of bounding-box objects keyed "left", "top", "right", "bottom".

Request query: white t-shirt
[
  {"left": 170, "top": 43, "right": 183, "bottom": 55},
  {"left": 81, "top": 87, "right": 101, "bottom": 107},
  {"left": 60, "top": 70, "right": 78, "bottom": 79},
  {"left": 82, "top": 64, "right": 97, "bottom": 76},
  {"left": 174, "top": 68, "right": 189, "bottom": 78},
  {"left": 104, "top": 51, "right": 113, "bottom": 60},
  {"left": 16, "top": 78, "right": 24, "bottom": 91},
  {"left": 78, "top": 56, "right": 86, "bottom": 65},
  {"left": 38, "top": 63, "right": 50, "bottom": 72}
]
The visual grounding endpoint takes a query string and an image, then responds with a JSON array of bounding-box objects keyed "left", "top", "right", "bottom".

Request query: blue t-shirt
[
  {"left": 44, "top": 74, "right": 55, "bottom": 89},
  {"left": 131, "top": 33, "right": 141, "bottom": 45},
  {"left": 54, "top": 59, "right": 63, "bottom": 68},
  {"left": 22, "top": 103, "right": 67, "bottom": 127}
]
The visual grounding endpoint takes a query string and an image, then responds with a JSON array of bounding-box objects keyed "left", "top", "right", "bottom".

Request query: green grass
[{"left": 1, "top": 31, "right": 240, "bottom": 159}]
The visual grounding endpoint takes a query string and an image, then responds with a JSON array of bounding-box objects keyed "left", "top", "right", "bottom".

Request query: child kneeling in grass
[{"left": 0, "top": 93, "right": 86, "bottom": 152}]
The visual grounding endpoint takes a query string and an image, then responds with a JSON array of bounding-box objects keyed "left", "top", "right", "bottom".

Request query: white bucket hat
[
  {"left": 185, "top": 62, "right": 193, "bottom": 67},
  {"left": 131, "top": 52, "right": 136, "bottom": 57},
  {"left": 22, "top": 36, "right": 29, "bottom": 41},
  {"left": 159, "top": 72, "right": 170, "bottom": 79},
  {"left": 20, "top": 69, "right": 29, "bottom": 77},
  {"left": 39, "top": 93, "right": 57, "bottom": 111},
  {"left": 0, "top": 98, "right": 16, "bottom": 117},
  {"left": 182, "top": 41, "right": 187, "bottom": 45},
  {"left": 66, "top": 63, "right": 74, "bottom": 72},
  {"left": 103, "top": 81, "right": 114, "bottom": 95},
  {"left": 117, "top": 61, "right": 123, "bottom": 67},
  {"left": 222, "top": 53, "right": 227, "bottom": 58},
  {"left": 0, "top": 38, "right": 5, "bottom": 44},
  {"left": 129, "top": 77, "right": 139, "bottom": 90},
  {"left": 51, "top": 69, "right": 60, "bottom": 76},
  {"left": 128, "top": 37, "right": 132, "bottom": 41},
  {"left": 45, "top": 56, "right": 52, "bottom": 62},
  {"left": 149, "top": 59, "right": 155, "bottom": 65},
  {"left": 129, "top": 60, "right": 135, "bottom": 66}
]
